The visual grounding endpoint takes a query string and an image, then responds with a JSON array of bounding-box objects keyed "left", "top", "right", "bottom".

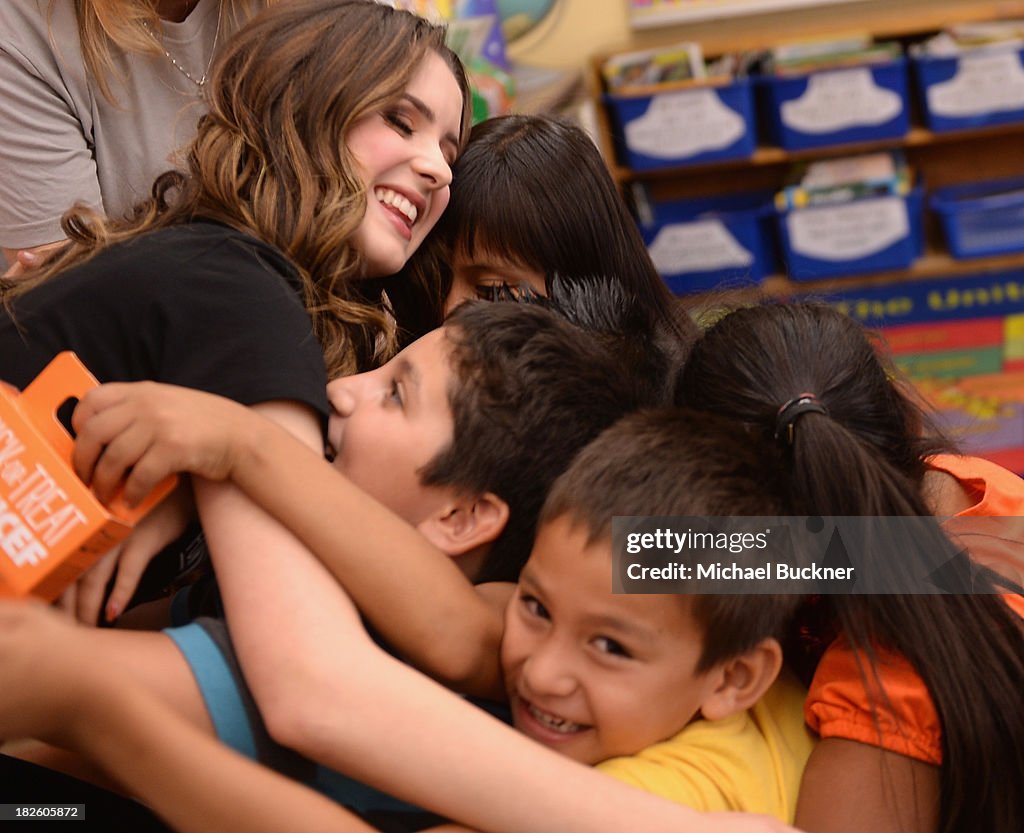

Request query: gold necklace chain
[{"left": 144, "top": 3, "right": 223, "bottom": 89}]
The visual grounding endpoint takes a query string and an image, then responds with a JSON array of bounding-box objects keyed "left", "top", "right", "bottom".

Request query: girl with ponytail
[{"left": 677, "top": 302, "right": 1024, "bottom": 833}]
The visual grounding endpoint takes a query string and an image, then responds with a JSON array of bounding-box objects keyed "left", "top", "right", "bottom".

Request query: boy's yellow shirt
[{"left": 596, "top": 670, "right": 815, "bottom": 822}]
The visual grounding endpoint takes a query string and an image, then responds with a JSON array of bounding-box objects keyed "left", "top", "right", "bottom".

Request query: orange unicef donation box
[{"left": 0, "top": 352, "right": 177, "bottom": 601}]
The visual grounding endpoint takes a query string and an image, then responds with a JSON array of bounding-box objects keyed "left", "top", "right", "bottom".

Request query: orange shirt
[{"left": 804, "top": 454, "right": 1024, "bottom": 765}]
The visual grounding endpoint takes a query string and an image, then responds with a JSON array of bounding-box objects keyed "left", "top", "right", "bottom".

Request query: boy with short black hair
[{"left": 500, "top": 406, "right": 812, "bottom": 817}]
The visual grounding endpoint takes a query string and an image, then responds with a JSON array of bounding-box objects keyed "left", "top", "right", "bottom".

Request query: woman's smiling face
[{"left": 347, "top": 51, "right": 463, "bottom": 278}]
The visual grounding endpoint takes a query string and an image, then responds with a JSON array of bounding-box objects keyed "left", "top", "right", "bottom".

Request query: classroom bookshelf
[{"left": 588, "top": 0, "right": 1024, "bottom": 472}]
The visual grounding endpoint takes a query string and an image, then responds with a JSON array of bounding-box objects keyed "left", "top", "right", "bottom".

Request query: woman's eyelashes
[
  {"left": 383, "top": 110, "right": 413, "bottom": 136},
  {"left": 387, "top": 379, "right": 403, "bottom": 406},
  {"left": 382, "top": 109, "right": 455, "bottom": 168}
]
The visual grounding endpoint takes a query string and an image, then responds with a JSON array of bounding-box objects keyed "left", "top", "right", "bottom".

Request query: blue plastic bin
[
  {"left": 605, "top": 79, "right": 756, "bottom": 171},
  {"left": 931, "top": 177, "right": 1024, "bottom": 259},
  {"left": 759, "top": 58, "right": 910, "bottom": 150},
  {"left": 912, "top": 47, "right": 1024, "bottom": 132},
  {"left": 778, "top": 186, "right": 924, "bottom": 280},
  {"left": 641, "top": 191, "right": 777, "bottom": 294}
]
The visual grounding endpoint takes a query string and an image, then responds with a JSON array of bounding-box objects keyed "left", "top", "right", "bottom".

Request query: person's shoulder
[
  {"left": 35, "top": 223, "right": 296, "bottom": 304},
  {"left": 123, "top": 221, "right": 298, "bottom": 283},
  {"left": 0, "top": 1, "right": 77, "bottom": 51},
  {"left": 928, "top": 453, "right": 1024, "bottom": 516}
]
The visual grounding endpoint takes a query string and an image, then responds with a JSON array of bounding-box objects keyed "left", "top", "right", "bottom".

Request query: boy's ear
[
  {"left": 416, "top": 492, "right": 510, "bottom": 558},
  {"left": 698, "top": 638, "right": 783, "bottom": 722}
]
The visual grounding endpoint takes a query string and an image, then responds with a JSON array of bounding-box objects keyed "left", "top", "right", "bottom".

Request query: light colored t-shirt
[
  {"left": 0, "top": 0, "right": 250, "bottom": 249},
  {"left": 597, "top": 671, "right": 814, "bottom": 821}
]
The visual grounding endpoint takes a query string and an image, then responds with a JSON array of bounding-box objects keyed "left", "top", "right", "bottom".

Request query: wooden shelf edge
[
  {"left": 609, "top": 121, "right": 1024, "bottom": 184},
  {"left": 762, "top": 251, "right": 1024, "bottom": 297}
]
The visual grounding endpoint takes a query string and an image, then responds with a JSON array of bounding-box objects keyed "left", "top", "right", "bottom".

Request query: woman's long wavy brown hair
[{"left": 12, "top": 0, "right": 470, "bottom": 376}]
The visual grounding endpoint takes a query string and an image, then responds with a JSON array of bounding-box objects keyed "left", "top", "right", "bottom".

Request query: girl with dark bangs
[
  {"left": 676, "top": 302, "right": 1024, "bottom": 833},
  {"left": 425, "top": 114, "right": 697, "bottom": 351}
]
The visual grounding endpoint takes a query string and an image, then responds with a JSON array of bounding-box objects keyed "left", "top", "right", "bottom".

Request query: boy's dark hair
[
  {"left": 420, "top": 298, "right": 676, "bottom": 583},
  {"left": 677, "top": 301, "right": 1024, "bottom": 833},
  {"left": 541, "top": 406, "right": 800, "bottom": 672}
]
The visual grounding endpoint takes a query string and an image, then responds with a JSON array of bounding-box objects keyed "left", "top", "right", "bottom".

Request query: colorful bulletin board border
[{"left": 628, "top": 0, "right": 864, "bottom": 29}]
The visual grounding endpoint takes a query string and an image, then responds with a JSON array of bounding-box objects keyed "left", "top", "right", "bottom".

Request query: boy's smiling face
[
  {"left": 325, "top": 328, "right": 456, "bottom": 526},
  {"left": 500, "top": 515, "right": 721, "bottom": 766}
]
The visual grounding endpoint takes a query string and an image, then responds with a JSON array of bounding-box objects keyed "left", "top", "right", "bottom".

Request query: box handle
[
  {"left": 18, "top": 352, "right": 98, "bottom": 458},
  {"left": 17, "top": 352, "right": 177, "bottom": 522}
]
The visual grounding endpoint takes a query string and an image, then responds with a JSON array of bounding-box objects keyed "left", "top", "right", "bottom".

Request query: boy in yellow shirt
[{"left": 498, "top": 406, "right": 813, "bottom": 818}]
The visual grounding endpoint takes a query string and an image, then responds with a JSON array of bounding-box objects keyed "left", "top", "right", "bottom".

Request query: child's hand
[
  {"left": 72, "top": 382, "right": 250, "bottom": 506},
  {"left": 56, "top": 483, "right": 196, "bottom": 625}
]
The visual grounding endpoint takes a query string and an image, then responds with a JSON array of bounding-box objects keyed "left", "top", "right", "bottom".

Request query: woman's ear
[
  {"left": 417, "top": 492, "right": 510, "bottom": 558},
  {"left": 698, "top": 637, "right": 783, "bottom": 722}
]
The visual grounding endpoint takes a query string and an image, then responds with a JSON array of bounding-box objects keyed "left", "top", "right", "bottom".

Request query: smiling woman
[
  {"left": 0, "top": 0, "right": 469, "bottom": 625},
  {"left": 348, "top": 52, "right": 464, "bottom": 277}
]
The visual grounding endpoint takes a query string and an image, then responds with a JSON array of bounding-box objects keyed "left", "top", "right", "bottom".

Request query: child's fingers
[
  {"left": 53, "top": 583, "right": 77, "bottom": 619},
  {"left": 73, "top": 548, "right": 121, "bottom": 626},
  {"left": 105, "top": 529, "right": 164, "bottom": 622},
  {"left": 105, "top": 487, "right": 193, "bottom": 622},
  {"left": 72, "top": 398, "right": 138, "bottom": 484},
  {"left": 89, "top": 424, "right": 157, "bottom": 504},
  {"left": 71, "top": 383, "right": 130, "bottom": 433}
]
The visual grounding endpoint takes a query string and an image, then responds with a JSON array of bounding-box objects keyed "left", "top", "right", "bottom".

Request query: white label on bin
[
  {"left": 787, "top": 197, "right": 908, "bottom": 262},
  {"left": 780, "top": 68, "right": 903, "bottom": 134},
  {"left": 927, "top": 51, "right": 1024, "bottom": 117},
  {"left": 647, "top": 220, "right": 754, "bottom": 274},
  {"left": 624, "top": 90, "right": 746, "bottom": 159}
]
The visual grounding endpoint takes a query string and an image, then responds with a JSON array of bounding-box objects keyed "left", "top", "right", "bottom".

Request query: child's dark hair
[
  {"left": 678, "top": 301, "right": 1024, "bottom": 833},
  {"left": 541, "top": 406, "right": 800, "bottom": 672},
  {"left": 436, "top": 114, "right": 697, "bottom": 342},
  {"left": 420, "top": 298, "right": 675, "bottom": 583}
]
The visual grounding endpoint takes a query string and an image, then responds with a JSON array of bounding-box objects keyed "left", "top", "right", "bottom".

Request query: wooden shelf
[
  {"left": 763, "top": 250, "right": 1024, "bottom": 297},
  {"left": 611, "top": 121, "right": 1024, "bottom": 185},
  {"left": 590, "top": 4, "right": 1024, "bottom": 298}
]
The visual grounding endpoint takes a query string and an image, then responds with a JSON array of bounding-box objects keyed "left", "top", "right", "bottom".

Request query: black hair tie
[{"left": 774, "top": 393, "right": 828, "bottom": 446}]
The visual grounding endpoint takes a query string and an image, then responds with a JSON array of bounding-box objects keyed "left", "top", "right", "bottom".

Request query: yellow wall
[{"left": 508, "top": 0, "right": 1024, "bottom": 70}]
